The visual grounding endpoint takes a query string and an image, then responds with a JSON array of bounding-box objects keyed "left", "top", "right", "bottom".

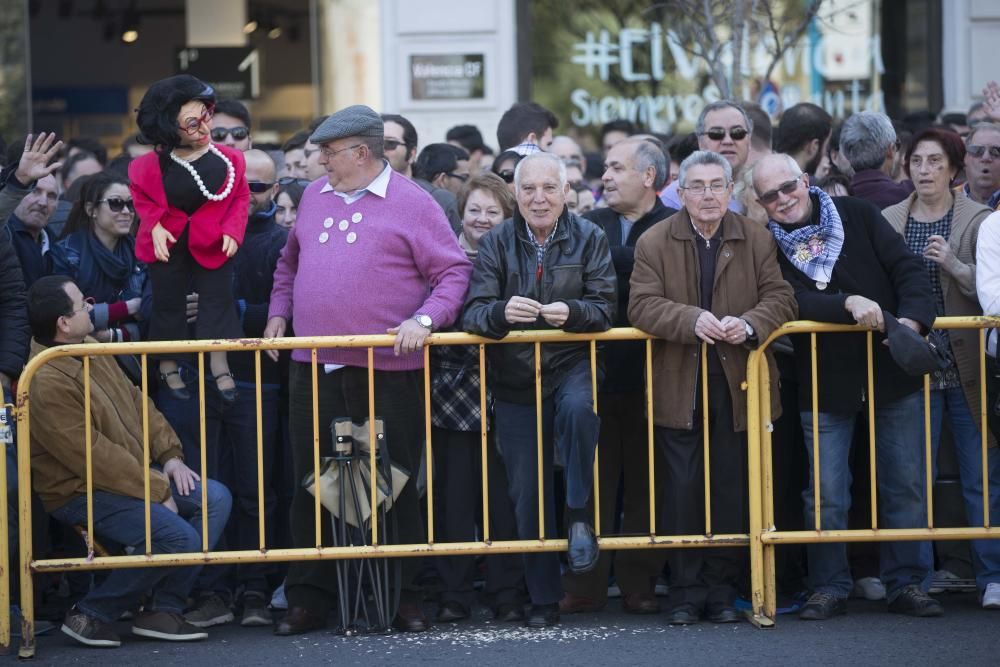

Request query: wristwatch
[
  {"left": 743, "top": 319, "right": 756, "bottom": 340},
  {"left": 414, "top": 313, "right": 433, "bottom": 330}
]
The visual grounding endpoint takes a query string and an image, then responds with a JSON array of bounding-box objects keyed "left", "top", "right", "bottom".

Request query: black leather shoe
[
  {"left": 213, "top": 372, "right": 239, "bottom": 403},
  {"left": 393, "top": 602, "right": 430, "bottom": 632},
  {"left": 525, "top": 603, "right": 559, "bottom": 628},
  {"left": 706, "top": 604, "right": 741, "bottom": 624},
  {"left": 666, "top": 604, "right": 700, "bottom": 625},
  {"left": 435, "top": 601, "right": 468, "bottom": 623},
  {"left": 567, "top": 521, "right": 598, "bottom": 574},
  {"left": 799, "top": 592, "right": 847, "bottom": 621},
  {"left": 495, "top": 602, "right": 525, "bottom": 623},
  {"left": 888, "top": 585, "right": 943, "bottom": 618},
  {"left": 622, "top": 592, "right": 660, "bottom": 615},
  {"left": 159, "top": 371, "right": 191, "bottom": 401},
  {"left": 274, "top": 606, "right": 326, "bottom": 635}
]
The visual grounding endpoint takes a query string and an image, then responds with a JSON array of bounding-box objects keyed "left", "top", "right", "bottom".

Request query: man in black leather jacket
[{"left": 462, "top": 152, "right": 616, "bottom": 628}]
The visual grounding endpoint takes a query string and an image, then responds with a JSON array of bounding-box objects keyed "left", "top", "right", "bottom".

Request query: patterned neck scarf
[{"left": 768, "top": 186, "right": 845, "bottom": 284}]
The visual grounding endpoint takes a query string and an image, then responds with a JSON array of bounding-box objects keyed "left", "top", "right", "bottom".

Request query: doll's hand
[
  {"left": 222, "top": 234, "right": 239, "bottom": 258},
  {"left": 151, "top": 223, "right": 175, "bottom": 262}
]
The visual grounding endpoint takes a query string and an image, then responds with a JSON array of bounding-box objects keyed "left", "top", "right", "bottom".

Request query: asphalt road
[{"left": 6, "top": 592, "right": 996, "bottom": 665}]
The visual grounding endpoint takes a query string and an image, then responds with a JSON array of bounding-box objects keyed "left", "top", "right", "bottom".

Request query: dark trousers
[
  {"left": 493, "top": 359, "right": 600, "bottom": 606},
  {"left": 154, "top": 362, "right": 280, "bottom": 595},
  {"left": 655, "top": 378, "right": 748, "bottom": 613},
  {"left": 431, "top": 427, "right": 525, "bottom": 610},
  {"left": 285, "top": 362, "right": 427, "bottom": 614},
  {"left": 562, "top": 391, "right": 666, "bottom": 600},
  {"left": 147, "top": 228, "right": 241, "bottom": 342}
]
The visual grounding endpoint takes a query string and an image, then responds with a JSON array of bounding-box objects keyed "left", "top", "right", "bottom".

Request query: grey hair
[
  {"left": 695, "top": 101, "right": 754, "bottom": 136},
  {"left": 678, "top": 150, "right": 733, "bottom": 187},
  {"left": 967, "top": 122, "right": 1000, "bottom": 145},
  {"left": 750, "top": 153, "right": 802, "bottom": 195},
  {"left": 840, "top": 111, "right": 896, "bottom": 172},
  {"left": 514, "top": 152, "right": 568, "bottom": 191},
  {"left": 622, "top": 138, "right": 669, "bottom": 190}
]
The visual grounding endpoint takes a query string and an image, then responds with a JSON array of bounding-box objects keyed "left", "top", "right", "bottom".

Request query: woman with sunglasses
[
  {"left": 490, "top": 149, "right": 522, "bottom": 197},
  {"left": 52, "top": 172, "right": 149, "bottom": 345},
  {"left": 882, "top": 127, "right": 1000, "bottom": 609},
  {"left": 274, "top": 178, "right": 307, "bottom": 230},
  {"left": 129, "top": 74, "right": 250, "bottom": 403}
]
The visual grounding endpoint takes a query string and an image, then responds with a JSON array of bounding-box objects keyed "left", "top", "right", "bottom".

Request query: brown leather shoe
[
  {"left": 558, "top": 591, "right": 605, "bottom": 614},
  {"left": 393, "top": 602, "right": 430, "bottom": 632},
  {"left": 274, "top": 606, "right": 326, "bottom": 636},
  {"left": 622, "top": 592, "right": 660, "bottom": 615}
]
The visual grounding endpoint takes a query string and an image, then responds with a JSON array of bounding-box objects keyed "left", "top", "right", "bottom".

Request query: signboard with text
[
  {"left": 175, "top": 47, "right": 260, "bottom": 100},
  {"left": 409, "top": 54, "right": 485, "bottom": 101}
]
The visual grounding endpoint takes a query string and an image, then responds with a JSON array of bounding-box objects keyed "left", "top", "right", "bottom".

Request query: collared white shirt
[
  {"left": 319, "top": 160, "right": 392, "bottom": 205},
  {"left": 977, "top": 211, "right": 1000, "bottom": 356}
]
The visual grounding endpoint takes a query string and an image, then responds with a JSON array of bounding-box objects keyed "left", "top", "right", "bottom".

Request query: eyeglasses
[
  {"left": 180, "top": 103, "right": 215, "bottom": 135},
  {"left": 99, "top": 197, "right": 135, "bottom": 213},
  {"left": 680, "top": 182, "right": 731, "bottom": 196},
  {"left": 66, "top": 296, "right": 95, "bottom": 317},
  {"left": 210, "top": 126, "right": 250, "bottom": 142},
  {"left": 447, "top": 172, "right": 469, "bottom": 183},
  {"left": 967, "top": 144, "right": 1000, "bottom": 159},
  {"left": 318, "top": 143, "right": 362, "bottom": 159},
  {"left": 701, "top": 126, "right": 749, "bottom": 142},
  {"left": 756, "top": 176, "right": 803, "bottom": 205},
  {"left": 497, "top": 170, "right": 515, "bottom": 183},
  {"left": 383, "top": 139, "right": 406, "bottom": 152},
  {"left": 247, "top": 181, "right": 275, "bottom": 193}
]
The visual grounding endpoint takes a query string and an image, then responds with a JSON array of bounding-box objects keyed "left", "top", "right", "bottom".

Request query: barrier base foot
[{"left": 745, "top": 611, "right": 775, "bottom": 629}]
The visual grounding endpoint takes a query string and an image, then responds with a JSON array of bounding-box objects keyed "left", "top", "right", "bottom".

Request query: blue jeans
[
  {"left": 155, "top": 362, "right": 279, "bottom": 594},
  {"left": 493, "top": 359, "right": 600, "bottom": 606},
  {"left": 50, "top": 479, "right": 231, "bottom": 623},
  {"left": 801, "top": 391, "right": 932, "bottom": 600},
  {"left": 927, "top": 386, "right": 1000, "bottom": 592}
]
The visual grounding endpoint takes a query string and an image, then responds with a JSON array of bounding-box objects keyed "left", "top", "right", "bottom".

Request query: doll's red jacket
[{"left": 129, "top": 143, "right": 250, "bottom": 269}]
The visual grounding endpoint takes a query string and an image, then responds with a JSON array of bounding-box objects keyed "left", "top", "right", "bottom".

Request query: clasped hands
[
  {"left": 505, "top": 296, "right": 569, "bottom": 328},
  {"left": 695, "top": 312, "right": 749, "bottom": 345}
]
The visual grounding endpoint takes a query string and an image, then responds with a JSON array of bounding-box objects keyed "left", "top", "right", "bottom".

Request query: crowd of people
[{"left": 4, "top": 73, "right": 1000, "bottom": 650}]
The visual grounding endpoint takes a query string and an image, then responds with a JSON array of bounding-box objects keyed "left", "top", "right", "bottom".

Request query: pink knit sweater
[{"left": 268, "top": 170, "right": 472, "bottom": 370}]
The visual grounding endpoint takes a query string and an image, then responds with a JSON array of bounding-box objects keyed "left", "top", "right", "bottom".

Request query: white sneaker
[
  {"left": 929, "top": 569, "right": 961, "bottom": 594},
  {"left": 982, "top": 582, "right": 1000, "bottom": 609},
  {"left": 850, "top": 576, "right": 886, "bottom": 600}
]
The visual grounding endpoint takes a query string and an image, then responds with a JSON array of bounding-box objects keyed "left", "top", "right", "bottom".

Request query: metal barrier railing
[
  {"left": 4, "top": 327, "right": 757, "bottom": 658},
  {"left": 746, "top": 316, "right": 1000, "bottom": 621}
]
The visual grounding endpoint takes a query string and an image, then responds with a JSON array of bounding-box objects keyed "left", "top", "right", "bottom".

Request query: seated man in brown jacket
[
  {"left": 25, "top": 276, "right": 232, "bottom": 648},
  {"left": 628, "top": 150, "right": 796, "bottom": 625}
]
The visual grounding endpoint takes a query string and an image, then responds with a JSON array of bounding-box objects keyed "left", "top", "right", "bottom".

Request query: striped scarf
[{"left": 768, "top": 186, "right": 844, "bottom": 284}]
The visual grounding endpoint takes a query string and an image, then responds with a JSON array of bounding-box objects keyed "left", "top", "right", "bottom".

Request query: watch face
[{"left": 416, "top": 315, "right": 432, "bottom": 328}]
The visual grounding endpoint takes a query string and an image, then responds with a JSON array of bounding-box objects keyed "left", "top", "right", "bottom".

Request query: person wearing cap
[
  {"left": 447, "top": 124, "right": 489, "bottom": 174},
  {"left": 264, "top": 105, "right": 472, "bottom": 635},
  {"left": 753, "top": 152, "right": 940, "bottom": 621}
]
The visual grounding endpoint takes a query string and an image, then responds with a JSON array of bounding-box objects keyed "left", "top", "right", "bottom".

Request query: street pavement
[{"left": 6, "top": 592, "right": 996, "bottom": 665}]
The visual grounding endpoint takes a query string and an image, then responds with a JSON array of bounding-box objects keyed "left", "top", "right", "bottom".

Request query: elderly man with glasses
[
  {"left": 752, "top": 152, "right": 940, "bottom": 621},
  {"left": 963, "top": 122, "right": 1000, "bottom": 209},
  {"left": 629, "top": 150, "right": 796, "bottom": 626}
]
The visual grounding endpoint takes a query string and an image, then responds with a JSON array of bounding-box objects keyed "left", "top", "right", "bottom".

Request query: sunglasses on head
[
  {"left": 247, "top": 181, "right": 275, "bottom": 193},
  {"left": 99, "top": 197, "right": 135, "bottom": 213},
  {"left": 756, "top": 176, "right": 802, "bottom": 205},
  {"left": 702, "top": 126, "right": 749, "bottom": 142},
  {"left": 210, "top": 126, "right": 250, "bottom": 142},
  {"left": 497, "top": 170, "right": 515, "bottom": 183}
]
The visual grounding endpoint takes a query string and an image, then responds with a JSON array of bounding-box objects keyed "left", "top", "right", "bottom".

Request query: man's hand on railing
[
  {"left": 719, "top": 316, "right": 749, "bottom": 345},
  {"left": 185, "top": 292, "right": 198, "bottom": 323},
  {"left": 263, "top": 316, "right": 287, "bottom": 362},
  {"left": 540, "top": 302, "right": 569, "bottom": 328},
  {"left": 163, "top": 457, "right": 200, "bottom": 496},
  {"left": 505, "top": 296, "right": 542, "bottom": 324},
  {"left": 388, "top": 318, "right": 431, "bottom": 356},
  {"left": 845, "top": 295, "right": 884, "bottom": 330}
]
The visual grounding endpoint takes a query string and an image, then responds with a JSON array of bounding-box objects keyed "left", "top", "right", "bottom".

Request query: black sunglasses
[
  {"left": 383, "top": 139, "right": 407, "bottom": 152},
  {"left": 496, "top": 169, "right": 515, "bottom": 183},
  {"left": 247, "top": 181, "right": 275, "bottom": 193},
  {"left": 210, "top": 126, "right": 250, "bottom": 141},
  {"left": 757, "top": 176, "right": 802, "bottom": 205},
  {"left": 278, "top": 177, "right": 311, "bottom": 187},
  {"left": 702, "top": 127, "right": 749, "bottom": 141},
  {"left": 99, "top": 197, "right": 135, "bottom": 213},
  {"left": 447, "top": 172, "right": 469, "bottom": 182}
]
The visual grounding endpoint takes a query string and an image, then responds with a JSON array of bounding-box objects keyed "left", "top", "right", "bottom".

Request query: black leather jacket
[{"left": 462, "top": 208, "right": 616, "bottom": 404}]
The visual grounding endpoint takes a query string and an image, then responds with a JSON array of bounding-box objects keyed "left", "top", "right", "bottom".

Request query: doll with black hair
[{"left": 129, "top": 74, "right": 249, "bottom": 402}]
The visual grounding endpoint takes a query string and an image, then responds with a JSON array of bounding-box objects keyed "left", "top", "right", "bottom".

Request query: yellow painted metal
[
  {"left": 255, "top": 351, "right": 266, "bottom": 550},
  {"left": 701, "top": 342, "right": 711, "bottom": 536},
  {"left": 535, "top": 341, "right": 544, "bottom": 541},
  {"left": 646, "top": 339, "right": 656, "bottom": 535},
  {"left": 761, "top": 526, "right": 1000, "bottom": 543},
  {"left": 981, "top": 328, "right": 990, "bottom": 527},
  {"left": 590, "top": 340, "right": 600, "bottom": 537},
  {"left": 83, "top": 356, "right": 94, "bottom": 555},
  {"left": 924, "top": 374, "right": 934, "bottom": 529},
  {"left": 367, "top": 347, "right": 378, "bottom": 546},
  {"left": 758, "top": 357, "right": 777, "bottom": 619},
  {"left": 867, "top": 332, "right": 877, "bottom": 529},
  {"left": 311, "top": 350, "right": 321, "bottom": 548},
  {"left": 198, "top": 353, "right": 208, "bottom": 552},
  {"left": 746, "top": 348, "right": 766, "bottom": 622},
  {"left": 0, "top": 402, "right": 9, "bottom": 649},
  {"left": 424, "top": 345, "right": 434, "bottom": 545},
  {"left": 141, "top": 354, "right": 151, "bottom": 553},
  {"left": 479, "top": 344, "right": 490, "bottom": 542},
  {"left": 810, "top": 333, "right": 820, "bottom": 531}
]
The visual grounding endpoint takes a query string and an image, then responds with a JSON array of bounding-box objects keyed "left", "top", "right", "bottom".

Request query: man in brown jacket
[
  {"left": 25, "top": 276, "right": 232, "bottom": 648},
  {"left": 629, "top": 151, "right": 796, "bottom": 625}
]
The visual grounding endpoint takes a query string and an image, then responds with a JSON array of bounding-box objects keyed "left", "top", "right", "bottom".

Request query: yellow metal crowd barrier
[
  {"left": 3, "top": 328, "right": 757, "bottom": 658},
  {"left": 746, "top": 316, "right": 1000, "bottom": 621}
]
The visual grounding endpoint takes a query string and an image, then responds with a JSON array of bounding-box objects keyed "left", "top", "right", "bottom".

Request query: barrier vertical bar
[
  {"left": 535, "top": 341, "right": 544, "bottom": 540},
  {"left": 368, "top": 347, "right": 378, "bottom": 546},
  {"left": 479, "top": 344, "right": 490, "bottom": 542},
  {"left": 255, "top": 350, "right": 266, "bottom": 550},
  {"left": 924, "top": 374, "right": 934, "bottom": 528},
  {"left": 746, "top": 349, "right": 766, "bottom": 622},
  {"left": 141, "top": 354, "right": 151, "bottom": 554},
  {"left": 590, "top": 340, "right": 600, "bottom": 537},
  {"left": 646, "top": 339, "right": 656, "bottom": 535},
  {"left": 811, "top": 332, "right": 820, "bottom": 531},
  {"left": 0, "top": 400, "right": 9, "bottom": 650},
  {"left": 16, "top": 376, "right": 36, "bottom": 657},
  {"left": 981, "top": 328, "right": 990, "bottom": 527},
  {"left": 198, "top": 353, "right": 208, "bottom": 551},
  {"left": 759, "top": 356, "right": 778, "bottom": 619},
  {"left": 312, "top": 349, "right": 321, "bottom": 548},
  {"left": 702, "top": 342, "right": 711, "bottom": 536},
  {"left": 867, "top": 332, "right": 877, "bottom": 529},
  {"left": 83, "top": 356, "right": 94, "bottom": 555},
  {"left": 424, "top": 345, "right": 434, "bottom": 545}
]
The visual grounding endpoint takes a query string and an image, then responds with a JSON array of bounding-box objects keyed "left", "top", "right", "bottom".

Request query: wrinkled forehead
[
  {"left": 969, "top": 128, "right": 1000, "bottom": 148},
  {"left": 34, "top": 175, "right": 58, "bottom": 196},
  {"left": 518, "top": 160, "right": 562, "bottom": 186},
  {"left": 754, "top": 162, "right": 797, "bottom": 192},
  {"left": 685, "top": 164, "right": 727, "bottom": 184}
]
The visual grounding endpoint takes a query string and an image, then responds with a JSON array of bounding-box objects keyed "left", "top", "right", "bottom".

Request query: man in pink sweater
[{"left": 264, "top": 105, "right": 472, "bottom": 635}]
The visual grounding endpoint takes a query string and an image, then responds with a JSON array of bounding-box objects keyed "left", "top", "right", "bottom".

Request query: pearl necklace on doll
[{"left": 168, "top": 143, "right": 236, "bottom": 202}]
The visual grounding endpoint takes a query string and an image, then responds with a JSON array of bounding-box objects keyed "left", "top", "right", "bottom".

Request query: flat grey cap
[{"left": 310, "top": 105, "right": 383, "bottom": 144}]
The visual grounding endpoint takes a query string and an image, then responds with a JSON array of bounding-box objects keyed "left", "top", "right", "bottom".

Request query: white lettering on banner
[{"left": 568, "top": 21, "right": 885, "bottom": 127}]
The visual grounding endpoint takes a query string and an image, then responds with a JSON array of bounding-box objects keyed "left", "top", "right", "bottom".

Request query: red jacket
[{"left": 129, "top": 144, "right": 250, "bottom": 269}]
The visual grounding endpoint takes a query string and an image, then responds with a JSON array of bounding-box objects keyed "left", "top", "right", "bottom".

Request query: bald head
[
  {"left": 751, "top": 153, "right": 802, "bottom": 194},
  {"left": 245, "top": 149, "right": 278, "bottom": 215}
]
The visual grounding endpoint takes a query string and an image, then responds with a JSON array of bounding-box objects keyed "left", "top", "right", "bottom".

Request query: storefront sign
[{"left": 410, "top": 54, "right": 485, "bottom": 101}]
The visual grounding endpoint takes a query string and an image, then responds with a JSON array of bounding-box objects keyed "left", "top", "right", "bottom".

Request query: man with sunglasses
[
  {"left": 963, "top": 123, "right": 1000, "bottom": 209},
  {"left": 413, "top": 143, "right": 470, "bottom": 235},
  {"left": 752, "top": 152, "right": 940, "bottom": 621},
  {"left": 840, "top": 111, "right": 914, "bottom": 209},
  {"left": 659, "top": 101, "right": 753, "bottom": 215},
  {"left": 210, "top": 100, "right": 252, "bottom": 152},
  {"left": 381, "top": 113, "right": 418, "bottom": 178}
]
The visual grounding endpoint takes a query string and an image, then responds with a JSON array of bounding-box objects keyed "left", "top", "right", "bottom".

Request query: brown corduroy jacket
[
  {"left": 27, "top": 338, "right": 184, "bottom": 512},
  {"left": 629, "top": 209, "right": 797, "bottom": 431}
]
